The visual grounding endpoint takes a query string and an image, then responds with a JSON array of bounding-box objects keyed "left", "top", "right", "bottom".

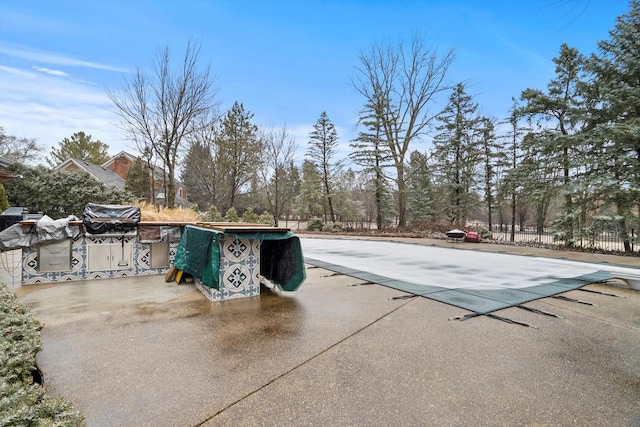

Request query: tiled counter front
[
  {"left": 195, "top": 235, "right": 261, "bottom": 301},
  {"left": 21, "top": 234, "right": 180, "bottom": 284}
]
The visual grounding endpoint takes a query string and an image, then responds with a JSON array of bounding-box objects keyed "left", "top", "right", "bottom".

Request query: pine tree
[
  {"left": 125, "top": 157, "right": 151, "bottom": 201},
  {"left": 181, "top": 136, "right": 219, "bottom": 211},
  {"left": 350, "top": 104, "right": 394, "bottom": 229},
  {"left": 224, "top": 206, "right": 240, "bottom": 222},
  {"left": 216, "top": 102, "right": 262, "bottom": 211},
  {"left": 307, "top": 112, "right": 342, "bottom": 223},
  {"left": 582, "top": 0, "right": 640, "bottom": 252},
  {"left": 517, "top": 44, "right": 590, "bottom": 246},
  {"left": 46, "top": 131, "right": 110, "bottom": 167},
  {"left": 432, "top": 83, "right": 483, "bottom": 225},
  {"left": 0, "top": 184, "right": 8, "bottom": 213},
  {"left": 295, "top": 160, "right": 323, "bottom": 220},
  {"left": 407, "top": 150, "right": 435, "bottom": 223}
]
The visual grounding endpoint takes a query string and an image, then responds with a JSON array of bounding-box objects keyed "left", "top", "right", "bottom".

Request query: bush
[
  {"left": 202, "top": 206, "right": 223, "bottom": 222},
  {"left": 322, "top": 222, "right": 343, "bottom": 232},
  {"left": 242, "top": 207, "right": 259, "bottom": 223},
  {"left": 0, "top": 283, "right": 84, "bottom": 426},
  {"left": 478, "top": 227, "right": 493, "bottom": 240},
  {"left": 224, "top": 207, "right": 240, "bottom": 222},
  {"left": 306, "top": 218, "right": 324, "bottom": 232},
  {"left": 258, "top": 212, "right": 274, "bottom": 225}
]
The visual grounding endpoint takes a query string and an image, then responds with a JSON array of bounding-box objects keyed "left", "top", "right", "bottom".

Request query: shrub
[
  {"left": 478, "top": 227, "right": 493, "bottom": 240},
  {"left": 224, "top": 207, "right": 240, "bottom": 222},
  {"left": 306, "top": 218, "right": 324, "bottom": 231},
  {"left": 0, "top": 283, "right": 84, "bottom": 426},
  {"left": 258, "top": 212, "right": 274, "bottom": 225},
  {"left": 322, "top": 222, "right": 343, "bottom": 232},
  {"left": 202, "top": 206, "right": 223, "bottom": 222},
  {"left": 242, "top": 207, "right": 259, "bottom": 223}
]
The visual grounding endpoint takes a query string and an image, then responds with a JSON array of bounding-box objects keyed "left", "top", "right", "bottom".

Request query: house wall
[
  {"left": 61, "top": 163, "right": 81, "bottom": 172},
  {"left": 104, "top": 153, "right": 189, "bottom": 202},
  {"left": 106, "top": 154, "right": 133, "bottom": 180}
]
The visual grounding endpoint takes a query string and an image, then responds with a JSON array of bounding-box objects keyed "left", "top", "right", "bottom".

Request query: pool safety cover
[{"left": 301, "top": 238, "right": 620, "bottom": 314}]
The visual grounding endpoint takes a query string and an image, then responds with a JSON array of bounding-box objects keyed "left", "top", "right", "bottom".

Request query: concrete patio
[{"left": 14, "top": 237, "right": 640, "bottom": 426}]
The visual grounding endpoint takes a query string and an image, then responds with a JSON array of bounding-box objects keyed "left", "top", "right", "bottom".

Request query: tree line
[
  {"left": 0, "top": 2, "right": 637, "bottom": 252},
  {"left": 178, "top": 2, "right": 638, "bottom": 252}
]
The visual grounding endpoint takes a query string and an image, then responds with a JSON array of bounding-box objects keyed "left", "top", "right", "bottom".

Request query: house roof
[
  {"left": 53, "top": 153, "right": 191, "bottom": 206},
  {"left": 52, "top": 158, "right": 125, "bottom": 188},
  {"left": 103, "top": 151, "right": 180, "bottom": 184},
  {"left": 0, "top": 156, "right": 15, "bottom": 169},
  {"left": 101, "top": 151, "right": 137, "bottom": 169}
]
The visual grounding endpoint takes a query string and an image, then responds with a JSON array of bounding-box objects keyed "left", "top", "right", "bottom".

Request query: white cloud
[
  {"left": 33, "top": 66, "right": 68, "bottom": 76},
  {"left": 0, "top": 65, "right": 37, "bottom": 78},
  {"left": 0, "top": 44, "right": 130, "bottom": 73},
  {"left": 0, "top": 62, "right": 133, "bottom": 163}
]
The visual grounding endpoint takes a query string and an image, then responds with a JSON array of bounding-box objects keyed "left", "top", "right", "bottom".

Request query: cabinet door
[
  {"left": 88, "top": 243, "right": 134, "bottom": 271},
  {"left": 88, "top": 244, "right": 112, "bottom": 271},
  {"left": 150, "top": 242, "right": 169, "bottom": 268}
]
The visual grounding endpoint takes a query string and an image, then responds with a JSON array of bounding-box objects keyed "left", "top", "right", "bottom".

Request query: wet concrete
[{"left": 15, "top": 238, "right": 640, "bottom": 427}]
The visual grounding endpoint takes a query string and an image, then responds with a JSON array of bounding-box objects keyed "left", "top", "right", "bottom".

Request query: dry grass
[{"left": 134, "top": 201, "right": 202, "bottom": 222}]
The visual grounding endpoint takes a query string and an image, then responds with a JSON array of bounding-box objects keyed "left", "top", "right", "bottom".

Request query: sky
[{"left": 0, "top": 0, "right": 632, "bottom": 166}]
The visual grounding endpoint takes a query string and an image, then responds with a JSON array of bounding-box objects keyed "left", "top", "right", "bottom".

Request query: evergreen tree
[
  {"left": 46, "top": 131, "right": 110, "bottom": 167},
  {"left": 0, "top": 184, "right": 8, "bottom": 213},
  {"left": 6, "top": 163, "right": 133, "bottom": 218},
  {"left": 242, "top": 207, "right": 259, "bottom": 223},
  {"left": 224, "top": 206, "right": 240, "bottom": 222},
  {"left": 125, "top": 157, "right": 151, "bottom": 201},
  {"left": 583, "top": 0, "right": 640, "bottom": 252},
  {"left": 477, "top": 117, "right": 501, "bottom": 231},
  {"left": 432, "top": 83, "right": 483, "bottom": 225},
  {"left": 295, "top": 160, "right": 323, "bottom": 220},
  {"left": 216, "top": 102, "right": 262, "bottom": 211},
  {"left": 350, "top": 104, "right": 394, "bottom": 230},
  {"left": 307, "top": 112, "right": 342, "bottom": 223},
  {"left": 203, "top": 205, "right": 223, "bottom": 222},
  {"left": 407, "top": 150, "right": 435, "bottom": 223},
  {"left": 181, "top": 135, "right": 219, "bottom": 211},
  {"left": 517, "top": 44, "right": 590, "bottom": 246}
]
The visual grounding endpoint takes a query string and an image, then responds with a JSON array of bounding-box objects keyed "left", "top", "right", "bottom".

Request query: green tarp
[{"left": 173, "top": 225, "right": 306, "bottom": 292}]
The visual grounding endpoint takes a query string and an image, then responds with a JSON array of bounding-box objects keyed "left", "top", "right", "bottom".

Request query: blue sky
[{"left": 0, "top": 0, "right": 631, "bottom": 165}]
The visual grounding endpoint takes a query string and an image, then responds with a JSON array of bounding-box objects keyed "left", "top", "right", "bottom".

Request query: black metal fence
[{"left": 477, "top": 225, "right": 637, "bottom": 254}]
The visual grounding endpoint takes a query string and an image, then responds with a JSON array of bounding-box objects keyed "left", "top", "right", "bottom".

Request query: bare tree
[
  {"left": 351, "top": 34, "right": 455, "bottom": 227},
  {"left": 181, "top": 113, "right": 223, "bottom": 210},
  {"left": 260, "top": 125, "right": 297, "bottom": 226},
  {"left": 0, "top": 126, "right": 44, "bottom": 165},
  {"left": 107, "top": 41, "right": 217, "bottom": 208}
]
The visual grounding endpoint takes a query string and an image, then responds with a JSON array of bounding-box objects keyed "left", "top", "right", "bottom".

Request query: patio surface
[{"left": 14, "top": 237, "right": 640, "bottom": 426}]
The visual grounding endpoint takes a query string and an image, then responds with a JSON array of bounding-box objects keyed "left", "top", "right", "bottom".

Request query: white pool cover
[{"left": 301, "top": 238, "right": 636, "bottom": 314}]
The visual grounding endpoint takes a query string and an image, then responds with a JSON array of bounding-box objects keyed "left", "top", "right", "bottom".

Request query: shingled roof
[{"left": 52, "top": 158, "right": 125, "bottom": 188}]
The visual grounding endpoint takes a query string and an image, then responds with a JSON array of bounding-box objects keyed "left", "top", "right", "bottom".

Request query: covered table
[{"left": 173, "top": 224, "right": 306, "bottom": 301}]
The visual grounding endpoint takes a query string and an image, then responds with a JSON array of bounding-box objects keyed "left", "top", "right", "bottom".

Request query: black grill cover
[{"left": 83, "top": 203, "right": 141, "bottom": 234}]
